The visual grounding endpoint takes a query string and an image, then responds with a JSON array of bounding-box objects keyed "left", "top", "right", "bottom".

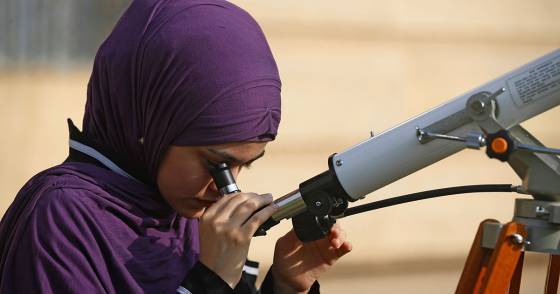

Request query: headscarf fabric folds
[
  {"left": 0, "top": 163, "right": 200, "bottom": 293},
  {"left": 83, "top": 0, "right": 282, "bottom": 184},
  {"left": 0, "top": 0, "right": 281, "bottom": 292}
]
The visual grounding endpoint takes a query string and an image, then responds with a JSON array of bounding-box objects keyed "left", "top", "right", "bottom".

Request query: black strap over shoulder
[{"left": 64, "top": 118, "right": 154, "bottom": 187}]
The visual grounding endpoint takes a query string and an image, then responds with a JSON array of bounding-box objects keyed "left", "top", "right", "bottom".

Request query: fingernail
[
  {"left": 268, "top": 193, "right": 273, "bottom": 199},
  {"left": 272, "top": 203, "right": 279, "bottom": 210},
  {"left": 333, "top": 238, "right": 341, "bottom": 247}
]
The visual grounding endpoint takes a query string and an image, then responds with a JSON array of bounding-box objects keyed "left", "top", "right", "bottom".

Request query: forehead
[{"left": 205, "top": 141, "right": 267, "bottom": 163}]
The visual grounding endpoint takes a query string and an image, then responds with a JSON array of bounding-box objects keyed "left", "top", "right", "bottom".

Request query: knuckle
[
  {"left": 229, "top": 232, "right": 244, "bottom": 245},
  {"left": 223, "top": 193, "right": 238, "bottom": 201},
  {"left": 243, "top": 200, "right": 259, "bottom": 211},
  {"left": 231, "top": 192, "right": 252, "bottom": 203},
  {"left": 227, "top": 193, "right": 243, "bottom": 202},
  {"left": 205, "top": 220, "right": 220, "bottom": 232},
  {"left": 199, "top": 214, "right": 209, "bottom": 222}
]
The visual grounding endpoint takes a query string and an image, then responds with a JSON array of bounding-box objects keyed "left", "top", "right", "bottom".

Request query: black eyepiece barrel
[{"left": 208, "top": 162, "right": 240, "bottom": 197}]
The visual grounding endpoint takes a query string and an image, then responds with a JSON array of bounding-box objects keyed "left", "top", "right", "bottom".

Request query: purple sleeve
[{"left": 2, "top": 189, "right": 140, "bottom": 294}]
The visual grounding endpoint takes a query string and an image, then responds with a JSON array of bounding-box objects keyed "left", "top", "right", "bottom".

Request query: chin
[{"left": 178, "top": 208, "right": 205, "bottom": 219}]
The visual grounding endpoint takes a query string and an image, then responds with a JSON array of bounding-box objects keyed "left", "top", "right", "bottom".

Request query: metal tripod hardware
[
  {"left": 481, "top": 199, "right": 560, "bottom": 254},
  {"left": 416, "top": 85, "right": 560, "bottom": 199},
  {"left": 416, "top": 127, "right": 560, "bottom": 156}
]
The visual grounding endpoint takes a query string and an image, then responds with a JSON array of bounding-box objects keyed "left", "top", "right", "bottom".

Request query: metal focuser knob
[
  {"left": 292, "top": 211, "right": 336, "bottom": 243},
  {"left": 306, "top": 191, "right": 334, "bottom": 217}
]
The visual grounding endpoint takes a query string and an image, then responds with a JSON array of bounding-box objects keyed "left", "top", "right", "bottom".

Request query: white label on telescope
[{"left": 507, "top": 56, "right": 560, "bottom": 107}]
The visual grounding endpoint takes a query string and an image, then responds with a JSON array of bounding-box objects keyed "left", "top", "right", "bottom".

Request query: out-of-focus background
[{"left": 2, "top": 0, "right": 560, "bottom": 293}]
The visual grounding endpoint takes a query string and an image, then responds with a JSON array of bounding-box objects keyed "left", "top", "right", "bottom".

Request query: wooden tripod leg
[
  {"left": 456, "top": 219, "right": 500, "bottom": 294},
  {"left": 544, "top": 254, "right": 560, "bottom": 294},
  {"left": 479, "top": 221, "right": 526, "bottom": 294},
  {"left": 508, "top": 251, "right": 525, "bottom": 294}
]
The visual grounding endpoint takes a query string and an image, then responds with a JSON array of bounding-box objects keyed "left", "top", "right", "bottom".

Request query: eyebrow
[{"left": 206, "top": 148, "right": 266, "bottom": 164}]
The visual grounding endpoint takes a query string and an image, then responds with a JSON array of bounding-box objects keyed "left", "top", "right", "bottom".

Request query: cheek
[
  {"left": 159, "top": 171, "right": 208, "bottom": 200},
  {"left": 157, "top": 172, "right": 211, "bottom": 218},
  {"left": 157, "top": 159, "right": 209, "bottom": 201},
  {"left": 156, "top": 146, "right": 216, "bottom": 218}
]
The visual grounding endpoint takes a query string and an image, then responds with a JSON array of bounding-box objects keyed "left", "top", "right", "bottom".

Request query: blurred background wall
[
  {"left": 0, "top": 0, "right": 131, "bottom": 66},
  {"left": 2, "top": 0, "right": 560, "bottom": 293}
]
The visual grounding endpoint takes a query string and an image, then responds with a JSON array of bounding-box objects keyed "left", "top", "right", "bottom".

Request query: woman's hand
[
  {"left": 198, "top": 192, "right": 279, "bottom": 288},
  {"left": 271, "top": 223, "right": 352, "bottom": 294}
]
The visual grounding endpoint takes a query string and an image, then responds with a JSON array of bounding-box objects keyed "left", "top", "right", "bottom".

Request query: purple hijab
[
  {"left": 83, "top": 0, "right": 281, "bottom": 183},
  {"left": 0, "top": 0, "right": 281, "bottom": 293}
]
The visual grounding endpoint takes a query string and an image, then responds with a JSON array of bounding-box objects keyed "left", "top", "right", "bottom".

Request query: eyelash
[
  {"left": 206, "top": 159, "right": 217, "bottom": 170},
  {"left": 205, "top": 159, "right": 253, "bottom": 170}
]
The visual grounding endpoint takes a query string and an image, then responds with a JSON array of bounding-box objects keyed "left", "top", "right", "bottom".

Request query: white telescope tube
[{"left": 332, "top": 48, "right": 560, "bottom": 201}]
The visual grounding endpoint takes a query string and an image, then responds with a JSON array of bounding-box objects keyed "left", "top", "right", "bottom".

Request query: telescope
[{"left": 211, "top": 47, "right": 560, "bottom": 246}]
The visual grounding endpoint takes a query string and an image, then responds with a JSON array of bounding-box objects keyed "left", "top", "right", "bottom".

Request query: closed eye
[
  {"left": 205, "top": 149, "right": 265, "bottom": 171},
  {"left": 241, "top": 150, "right": 265, "bottom": 170},
  {"left": 206, "top": 159, "right": 222, "bottom": 171}
]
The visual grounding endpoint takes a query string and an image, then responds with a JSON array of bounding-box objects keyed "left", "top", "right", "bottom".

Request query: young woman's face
[{"left": 156, "top": 141, "right": 268, "bottom": 219}]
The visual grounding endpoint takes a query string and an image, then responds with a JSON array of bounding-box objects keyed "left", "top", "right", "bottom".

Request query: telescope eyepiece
[{"left": 208, "top": 162, "right": 240, "bottom": 197}]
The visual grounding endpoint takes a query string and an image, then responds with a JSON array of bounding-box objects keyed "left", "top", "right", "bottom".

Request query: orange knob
[{"left": 491, "top": 137, "right": 508, "bottom": 154}]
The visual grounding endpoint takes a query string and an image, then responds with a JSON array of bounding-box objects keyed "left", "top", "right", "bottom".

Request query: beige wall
[{"left": 2, "top": 1, "right": 560, "bottom": 292}]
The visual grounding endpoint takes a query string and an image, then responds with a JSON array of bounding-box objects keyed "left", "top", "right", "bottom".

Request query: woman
[{"left": 0, "top": 0, "right": 352, "bottom": 293}]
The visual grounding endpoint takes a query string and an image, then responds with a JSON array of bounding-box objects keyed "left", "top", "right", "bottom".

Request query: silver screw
[
  {"left": 510, "top": 233, "right": 530, "bottom": 245},
  {"left": 315, "top": 201, "right": 322, "bottom": 207},
  {"left": 536, "top": 206, "right": 550, "bottom": 219},
  {"left": 416, "top": 126, "right": 427, "bottom": 142},
  {"left": 470, "top": 99, "right": 485, "bottom": 114},
  {"left": 336, "top": 159, "right": 343, "bottom": 166}
]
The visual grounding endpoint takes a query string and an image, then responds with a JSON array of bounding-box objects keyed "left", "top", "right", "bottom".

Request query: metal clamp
[{"left": 510, "top": 233, "right": 530, "bottom": 245}]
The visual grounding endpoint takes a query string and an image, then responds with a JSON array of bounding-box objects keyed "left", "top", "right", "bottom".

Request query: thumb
[{"left": 276, "top": 229, "right": 302, "bottom": 252}]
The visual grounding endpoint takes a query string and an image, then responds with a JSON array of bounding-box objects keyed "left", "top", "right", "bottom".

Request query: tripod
[
  {"left": 457, "top": 216, "right": 560, "bottom": 294},
  {"left": 418, "top": 108, "right": 560, "bottom": 293},
  {"left": 451, "top": 124, "right": 560, "bottom": 293}
]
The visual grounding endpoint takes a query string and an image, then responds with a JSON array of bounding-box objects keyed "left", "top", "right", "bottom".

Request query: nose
[{"left": 230, "top": 166, "right": 241, "bottom": 181}]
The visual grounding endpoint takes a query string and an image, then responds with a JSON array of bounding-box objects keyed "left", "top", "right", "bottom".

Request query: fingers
[
  {"left": 242, "top": 202, "right": 279, "bottom": 235},
  {"left": 340, "top": 241, "right": 353, "bottom": 254},
  {"left": 209, "top": 192, "right": 260, "bottom": 216},
  {"left": 207, "top": 192, "right": 269, "bottom": 217},
  {"left": 224, "top": 193, "right": 278, "bottom": 229},
  {"left": 328, "top": 223, "right": 347, "bottom": 249},
  {"left": 280, "top": 228, "right": 300, "bottom": 246},
  {"left": 328, "top": 222, "right": 352, "bottom": 257},
  {"left": 230, "top": 193, "right": 273, "bottom": 220},
  {"left": 275, "top": 229, "right": 302, "bottom": 255},
  {"left": 202, "top": 192, "right": 279, "bottom": 235},
  {"left": 197, "top": 191, "right": 278, "bottom": 287}
]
